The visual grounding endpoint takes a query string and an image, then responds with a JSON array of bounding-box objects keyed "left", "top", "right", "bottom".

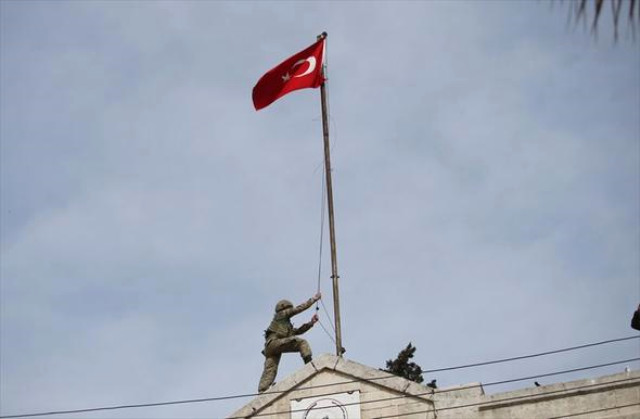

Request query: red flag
[{"left": 252, "top": 39, "right": 325, "bottom": 110}]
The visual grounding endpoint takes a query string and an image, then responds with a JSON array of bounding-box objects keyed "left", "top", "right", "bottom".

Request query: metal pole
[{"left": 317, "top": 32, "right": 344, "bottom": 357}]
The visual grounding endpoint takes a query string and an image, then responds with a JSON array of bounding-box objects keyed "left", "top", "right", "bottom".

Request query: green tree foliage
[{"left": 383, "top": 342, "right": 424, "bottom": 384}]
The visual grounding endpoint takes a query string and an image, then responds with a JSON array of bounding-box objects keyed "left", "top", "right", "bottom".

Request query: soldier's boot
[
  {"left": 258, "top": 382, "right": 275, "bottom": 393},
  {"left": 299, "top": 339, "right": 312, "bottom": 362}
]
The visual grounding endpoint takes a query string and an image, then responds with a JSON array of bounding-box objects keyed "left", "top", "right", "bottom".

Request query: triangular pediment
[{"left": 228, "top": 353, "right": 481, "bottom": 418}]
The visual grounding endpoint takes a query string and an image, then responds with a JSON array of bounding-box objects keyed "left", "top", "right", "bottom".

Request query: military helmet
[{"left": 275, "top": 299, "right": 293, "bottom": 312}]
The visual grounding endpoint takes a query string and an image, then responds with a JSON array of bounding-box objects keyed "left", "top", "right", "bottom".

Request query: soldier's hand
[
  {"left": 314, "top": 292, "right": 322, "bottom": 301},
  {"left": 311, "top": 314, "right": 319, "bottom": 324}
]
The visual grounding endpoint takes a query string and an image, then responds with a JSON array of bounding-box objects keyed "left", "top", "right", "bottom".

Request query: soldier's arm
[
  {"left": 294, "top": 314, "right": 319, "bottom": 335},
  {"left": 293, "top": 321, "right": 313, "bottom": 335},
  {"left": 283, "top": 293, "right": 321, "bottom": 318}
]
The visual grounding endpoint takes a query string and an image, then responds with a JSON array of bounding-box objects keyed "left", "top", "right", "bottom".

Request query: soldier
[{"left": 258, "top": 292, "right": 321, "bottom": 393}]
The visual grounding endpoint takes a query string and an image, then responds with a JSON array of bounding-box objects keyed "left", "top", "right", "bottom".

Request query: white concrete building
[{"left": 229, "top": 354, "right": 640, "bottom": 419}]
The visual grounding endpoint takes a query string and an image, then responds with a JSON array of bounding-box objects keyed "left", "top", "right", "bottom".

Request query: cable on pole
[
  {"left": 315, "top": 159, "right": 326, "bottom": 305},
  {"left": 312, "top": 59, "right": 337, "bottom": 341},
  {"left": 317, "top": 318, "right": 337, "bottom": 346},
  {"left": 313, "top": 148, "right": 336, "bottom": 340},
  {"left": 319, "top": 298, "right": 336, "bottom": 332}
]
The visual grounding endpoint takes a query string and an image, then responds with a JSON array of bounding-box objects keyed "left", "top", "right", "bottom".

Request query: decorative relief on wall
[{"left": 291, "top": 391, "right": 361, "bottom": 419}]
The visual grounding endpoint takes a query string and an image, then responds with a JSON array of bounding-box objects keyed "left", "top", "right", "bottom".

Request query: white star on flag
[{"left": 252, "top": 37, "right": 325, "bottom": 110}]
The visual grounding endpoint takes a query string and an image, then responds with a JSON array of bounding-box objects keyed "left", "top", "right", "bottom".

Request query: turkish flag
[{"left": 252, "top": 39, "right": 325, "bottom": 111}]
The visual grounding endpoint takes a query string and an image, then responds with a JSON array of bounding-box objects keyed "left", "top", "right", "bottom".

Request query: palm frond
[{"left": 568, "top": 0, "right": 639, "bottom": 40}]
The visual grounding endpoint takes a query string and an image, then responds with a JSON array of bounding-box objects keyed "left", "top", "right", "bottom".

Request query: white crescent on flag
[
  {"left": 291, "top": 57, "right": 316, "bottom": 78},
  {"left": 252, "top": 37, "right": 325, "bottom": 110}
]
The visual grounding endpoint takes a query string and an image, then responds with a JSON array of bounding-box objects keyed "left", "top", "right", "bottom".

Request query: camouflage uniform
[{"left": 258, "top": 297, "right": 317, "bottom": 393}]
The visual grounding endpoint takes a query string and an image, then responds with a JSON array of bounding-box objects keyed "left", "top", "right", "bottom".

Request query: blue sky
[{"left": 1, "top": 1, "right": 639, "bottom": 418}]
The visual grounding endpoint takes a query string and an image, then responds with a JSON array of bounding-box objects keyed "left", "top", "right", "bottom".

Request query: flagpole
[{"left": 317, "top": 32, "right": 344, "bottom": 357}]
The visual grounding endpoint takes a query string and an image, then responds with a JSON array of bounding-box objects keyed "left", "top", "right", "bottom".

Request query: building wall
[
  {"left": 475, "top": 370, "right": 640, "bottom": 419},
  {"left": 230, "top": 355, "right": 640, "bottom": 419},
  {"left": 252, "top": 369, "right": 438, "bottom": 419}
]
